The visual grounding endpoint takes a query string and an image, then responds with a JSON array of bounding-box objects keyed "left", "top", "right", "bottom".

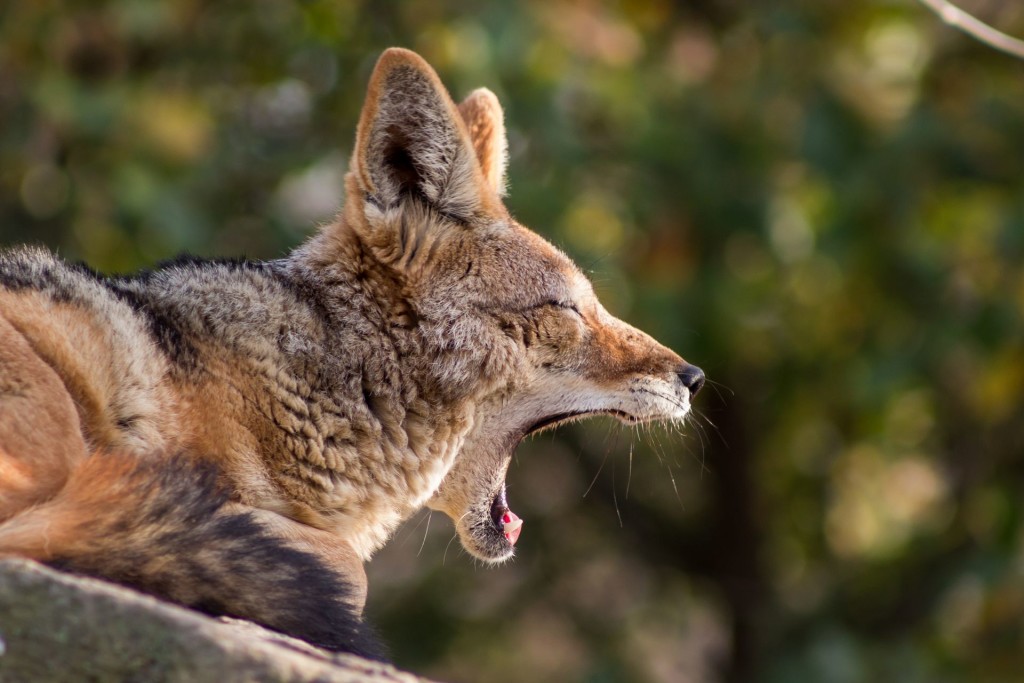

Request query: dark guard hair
[{"left": 44, "top": 454, "right": 386, "bottom": 660}]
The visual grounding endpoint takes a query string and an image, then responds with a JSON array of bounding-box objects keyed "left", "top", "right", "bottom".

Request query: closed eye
[{"left": 545, "top": 299, "right": 582, "bottom": 316}]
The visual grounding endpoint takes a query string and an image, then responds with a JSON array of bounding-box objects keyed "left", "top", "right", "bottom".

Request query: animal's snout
[{"left": 677, "top": 363, "right": 705, "bottom": 397}]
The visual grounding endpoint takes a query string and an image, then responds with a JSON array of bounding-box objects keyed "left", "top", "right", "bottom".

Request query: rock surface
[{"left": 0, "top": 559, "right": 436, "bottom": 683}]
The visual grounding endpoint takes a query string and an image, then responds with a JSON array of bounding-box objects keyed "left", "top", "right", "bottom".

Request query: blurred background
[{"left": 2, "top": 1, "right": 1024, "bottom": 681}]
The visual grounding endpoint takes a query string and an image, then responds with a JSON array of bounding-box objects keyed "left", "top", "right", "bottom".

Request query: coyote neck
[{"left": 155, "top": 241, "right": 490, "bottom": 560}]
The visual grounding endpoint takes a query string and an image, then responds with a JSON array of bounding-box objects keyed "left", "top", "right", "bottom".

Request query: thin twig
[{"left": 917, "top": 0, "right": 1024, "bottom": 60}]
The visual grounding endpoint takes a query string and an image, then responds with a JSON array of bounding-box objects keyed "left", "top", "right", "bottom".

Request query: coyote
[{"left": 0, "top": 48, "right": 704, "bottom": 657}]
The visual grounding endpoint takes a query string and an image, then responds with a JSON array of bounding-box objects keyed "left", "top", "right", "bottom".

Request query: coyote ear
[
  {"left": 458, "top": 89, "right": 508, "bottom": 197},
  {"left": 352, "top": 48, "right": 491, "bottom": 220}
]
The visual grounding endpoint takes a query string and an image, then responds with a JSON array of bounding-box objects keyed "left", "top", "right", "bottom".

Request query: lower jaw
[
  {"left": 455, "top": 410, "right": 648, "bottom": 561},
  {"left": 456, "top": 523, "right": 516, "bottom": 563},
  {"left": 446, "top": 485, "right": 519, "bottom": 562}
]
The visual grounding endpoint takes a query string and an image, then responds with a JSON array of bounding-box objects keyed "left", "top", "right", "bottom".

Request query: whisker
[
  {"left": 633, "top": 389, "right": 716, "bottom": 482},
  {"left": 601, "top": 418, "right": 616, "bottom": 451},
  {"left": 663, "top": 452, "right": 685, "bottom": 511},
  {"left": 417, "top": 509, "right": 433, "bottom": 557},
  {"left": 611, "top": 460, "right": 623, "bottom": 528},
  {"left": 442, "top": 531, "right": 460, "bottom": 565},
  {"left": 691, "top": 417, "right": 710, "bottom": 479},
  {"left": 696, "top": 409, "right": 729, "bottom": 449},
  {"left": 647, "top": 425, "right": 665, "bottom": 467},
  {"left": 634, "top": 387, "right": 690, "bottom": 414},
  {"left": 704, "top": 377, "right": 735, "bottom": 399},
  {"left": 395, "top": 508, "right": 431, "bottom": 546},
  {"left": 625, "top": 441, "right": 634, "bottom": 501},
  {"left": 584, "top": 424, "right": 617, "bottom": 498}
]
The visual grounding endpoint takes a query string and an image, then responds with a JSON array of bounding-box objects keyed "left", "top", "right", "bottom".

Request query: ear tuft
[
  {"left": 458, "top": 88, "right": 508, "bottom": 197},
  {"left": 353, "top": 48, "right": 485, "bottom": 220}
]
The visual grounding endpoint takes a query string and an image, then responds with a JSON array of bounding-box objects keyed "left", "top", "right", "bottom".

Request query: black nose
[{"left": 677, "top": 364, "right": 705, "bottom": 397}]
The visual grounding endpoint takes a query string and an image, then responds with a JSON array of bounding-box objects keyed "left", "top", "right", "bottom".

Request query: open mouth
[
  {"left": 489, "top": 485, "right": 522, "bottom": 546},
  {"left": 475, "top": 409, "right": 641, "bottom": 558},
  {"left": 522, "top": 409, "right": 637, "bottom": 438}
]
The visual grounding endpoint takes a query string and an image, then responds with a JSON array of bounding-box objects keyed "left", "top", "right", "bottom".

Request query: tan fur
[
  {"left": 0, "top": 311, "right": 87, "bottom": 520},
  {"left": 0, "top": 48, "right": 703, "bottom": 643},
  {"left": 458, "top": 88, "right": 508, "bottom": 196},
  {"left": 0, "top": 289, "right": 180, "bottom": 457},
  {"left": 0, "top": 453, "right": 146, "bottom": 560}
]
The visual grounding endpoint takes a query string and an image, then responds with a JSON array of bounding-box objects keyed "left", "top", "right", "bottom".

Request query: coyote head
[{"left": 321, "top": 49, "right": 703, "bottom": 563}]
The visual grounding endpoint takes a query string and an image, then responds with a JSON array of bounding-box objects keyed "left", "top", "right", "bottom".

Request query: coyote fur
[{"left": 0, "top": 48, "right": 704, "bottom": 657}]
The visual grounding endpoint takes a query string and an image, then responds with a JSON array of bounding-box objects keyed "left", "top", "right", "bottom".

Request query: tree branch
[{"left": 917, "top": 0, "right": 1024, "bottom": 59}]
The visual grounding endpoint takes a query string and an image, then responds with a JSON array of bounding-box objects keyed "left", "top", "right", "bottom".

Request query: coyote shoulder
[{"left": 0, "top": 48, "right": 704, "bottom": 656}]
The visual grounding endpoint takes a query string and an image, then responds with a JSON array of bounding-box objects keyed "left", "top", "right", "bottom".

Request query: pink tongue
[{"left": 501, "top": 510, "right": 523, "bottom": 545}]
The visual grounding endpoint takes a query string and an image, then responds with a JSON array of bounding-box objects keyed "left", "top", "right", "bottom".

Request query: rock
[{"left": 0, "top": 559, "right": 436, "bottom": 683}]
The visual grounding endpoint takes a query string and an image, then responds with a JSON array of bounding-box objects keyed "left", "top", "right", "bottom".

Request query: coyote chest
[
  {"left": 205, "top": 360, "right": 474, "bottom": 554},
  {"left": 109, "top": 259, "right": 478, "bottom": 556}
]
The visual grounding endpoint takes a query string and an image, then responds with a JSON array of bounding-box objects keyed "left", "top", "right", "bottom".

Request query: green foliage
[{"left": 2, "top": 1, "right": 1023, "bottom": 681}]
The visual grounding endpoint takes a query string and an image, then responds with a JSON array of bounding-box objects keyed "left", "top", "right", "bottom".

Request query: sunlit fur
[{"left": 0, "top": 48, "right": 700, "bottom": 652}]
